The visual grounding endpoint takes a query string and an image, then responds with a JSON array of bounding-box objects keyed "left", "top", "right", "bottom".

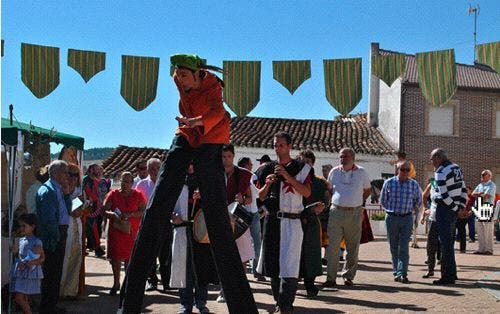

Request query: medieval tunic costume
[
  {"left": 256, "top": 159, "right": 311, "bottom": 311},
  {"left": 170, "top": 181, "right": 218, "bottom": 288}
]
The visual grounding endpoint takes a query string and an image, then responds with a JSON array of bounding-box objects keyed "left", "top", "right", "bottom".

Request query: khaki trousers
[{"left": 325, "top": 205, "right": 362, "bottom": 281}]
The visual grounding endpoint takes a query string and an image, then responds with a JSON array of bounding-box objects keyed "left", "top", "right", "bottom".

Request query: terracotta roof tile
[
  {"left": 379, "top": 48, "right": 500, "bottom": 90},
  {"left": 102, "top": 145, "right": 166, "bottom": 176},
  {"left": 230, "top": 114, "right": 395, "bottom": 155}
]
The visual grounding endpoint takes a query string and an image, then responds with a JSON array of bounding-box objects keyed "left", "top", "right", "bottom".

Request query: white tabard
[
  {"left": 257, "top": 162, "right": 311, "bottom": 278},
  {"left": 169, "top": 185, "right": 189, "bottom": 288}
]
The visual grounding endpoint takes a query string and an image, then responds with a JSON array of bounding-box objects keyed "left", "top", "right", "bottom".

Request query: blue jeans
[
  {"left": 249, "top": 212, "right": 262, "bottom": 273},
  {"left": 385, "top": 213, "right": 413, "bottom": 277},
  {"left": 436, "top": 205, "right": 457, "bottom": 281},
  {"left": 179, "top": 264, "right": 208, "bottom": 312}
]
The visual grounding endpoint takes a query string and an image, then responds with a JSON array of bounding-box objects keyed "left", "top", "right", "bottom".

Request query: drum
[{"left": 228, "top": 202, "right": 253, "bottom": 239}]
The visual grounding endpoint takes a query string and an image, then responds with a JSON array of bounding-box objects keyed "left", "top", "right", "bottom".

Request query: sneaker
[
  {"left": 216, "top": 293, "right": 225, "bottom": 303},
  {"left": 400, "top": 276, "right": 409, "bottom": 284},
  {"left": 146, "top": 282, "right": 157, "bottom": 291},
  {"left": 177, "top": 306, "right": 192, "bottom": 314},
  {"left": 484, "top": 251, "right": 493, "bottom": 255},
  {"left": 468, "top": 239, "right": 475, "bottom": 243},
  {"left": 394, "top": 276, "right": 401, "bottom": 282},
  {"left": 422, "top": 272, "right": 434, "bottom": 278}
]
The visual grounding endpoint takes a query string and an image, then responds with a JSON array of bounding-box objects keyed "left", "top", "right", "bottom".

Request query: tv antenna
[{"left": 468, "top": 4, "right": 480, "bottom": 62}]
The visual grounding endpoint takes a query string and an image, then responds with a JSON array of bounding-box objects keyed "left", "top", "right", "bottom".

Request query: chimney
[{"left": 368, "top": 42, "right": 380, "bottom": 127}]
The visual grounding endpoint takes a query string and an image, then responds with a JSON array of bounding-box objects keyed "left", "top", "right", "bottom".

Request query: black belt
[
  {"left": 276, "top": 212, "right": 301, "bottom": 219},
  {"left": 173, "top": 222, "right": 191, "bottom": 228},
  {"left": 386, "top": 212, "right": 412, "bottom": 217}
]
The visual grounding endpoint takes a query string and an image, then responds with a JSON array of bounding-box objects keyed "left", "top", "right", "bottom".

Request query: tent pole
[{"left": 6, "top": 144, "right": 17, "bottom": 314}]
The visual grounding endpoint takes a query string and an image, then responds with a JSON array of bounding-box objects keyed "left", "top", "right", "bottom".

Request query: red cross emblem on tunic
[{"left": 282, "top": 181, "right": 295, "bottom": 194}]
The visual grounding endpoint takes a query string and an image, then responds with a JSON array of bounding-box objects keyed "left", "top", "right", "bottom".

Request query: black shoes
[
  {"left": 109, "top": 286, "right": 119, "bottom": 296},
  {"left": 306, "top": 286, "right": 319, "bottom": 299},
  {"left": 254, "top": 274, "right": 267, "bottom": 282},
  {"left": 322, "top": 280, "right": 337, "bottom": 288},
  {"left": 422, "top": 272, "right": 434, "bottom": 278},
  {"left": 394, "top": 276, "right": 409, "bottom": 283},
  {"left": 433, "top": 278, "right": 455, "bottom": 285},
  {"left": 95, "top": 247, "right": 106, "bottom": 258},
  {"left": 343, "top": 278, "right": 354, "bottom": 286}
]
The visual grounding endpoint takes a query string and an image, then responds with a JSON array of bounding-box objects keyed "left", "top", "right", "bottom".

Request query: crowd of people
[{"left": 8, "top": 52, "right": 500, "bottom": 314}]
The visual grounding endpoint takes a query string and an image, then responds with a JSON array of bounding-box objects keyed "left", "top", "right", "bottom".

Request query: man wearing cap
[{"left": 120, "top": 54, "right": 257, "bottom": 313}]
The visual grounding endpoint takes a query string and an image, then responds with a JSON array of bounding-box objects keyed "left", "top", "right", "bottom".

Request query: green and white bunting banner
[
  {"left": 68, "top": 49, "right": 106, "bottom": 82},
  {"left": 120, "top": 55, "right": 160, "bottom": 111},
  {"left": 476, "top": 41, "right": 499, "bottom": 73},
  {"left": 416, "top": 49, "right": 456, "bottom": 107},
  {"left": 21, "top": 43, "right": 60, "bottom": 98},
  {"left": 323, "top": 58, "right": 362, "bottom": 116},
  {"left": 272, "top": 60, "right": 311, "bottom": 94},
  {"left": 223, "top": 61, "right": 261, "bottom": 117},
  {"left": 371, "top": 54, "right": 406, "bottom": 87}
]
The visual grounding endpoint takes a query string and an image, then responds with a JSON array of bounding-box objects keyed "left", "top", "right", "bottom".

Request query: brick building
[{"left": 368, "top": 43, "right": 500, "bottom": 188}]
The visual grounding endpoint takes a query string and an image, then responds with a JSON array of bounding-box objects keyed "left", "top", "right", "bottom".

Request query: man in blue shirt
[
  {"left": 36, "top": 160, "right": 71, "bottom": 314},
  {"left": 380, "top": 161, "right": 422, "bottom": 283}
]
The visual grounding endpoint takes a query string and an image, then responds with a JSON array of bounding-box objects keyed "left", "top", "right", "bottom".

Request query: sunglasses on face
[
  {"left": 400, "top": 168, "right": 411, "bottom": 173},
  {"left": 68, "top": 172, "right": 79, "bottom": 177}
]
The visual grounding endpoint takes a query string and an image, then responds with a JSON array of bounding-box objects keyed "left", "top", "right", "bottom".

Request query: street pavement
[{"left": 54, "top": 239, "right": 500, "bottom": 313}]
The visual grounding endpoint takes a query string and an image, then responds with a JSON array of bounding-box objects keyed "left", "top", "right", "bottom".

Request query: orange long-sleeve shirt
[{"left": 174, "top": 71, "right": 230, "bottom": 148}]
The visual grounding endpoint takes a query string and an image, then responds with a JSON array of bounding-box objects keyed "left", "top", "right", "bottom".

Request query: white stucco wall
[
  {"left": 235, "top": 147, "right": 394, "bottom": 181},
  {"left": 377, "top": 78, "right": 402, "bottom": 149}
]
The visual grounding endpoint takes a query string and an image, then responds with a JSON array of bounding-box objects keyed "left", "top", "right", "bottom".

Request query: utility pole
[{"left": 468, "top": 5, "right": 480, "bottom": 62}]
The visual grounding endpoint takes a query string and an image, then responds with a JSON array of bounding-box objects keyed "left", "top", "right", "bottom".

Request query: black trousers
[
  {"left": 456, "top": 218, "right": 467, "bottom": 252},
  {"left": 119, "top": 135, "right": 256, "bottom": 314},
  {"left": 271, "top": 277, "right": 298, "bottom": 312},
  {"left": 147, "top": 234, "right": 172, "bottom": 287},
  {"left": 39, "top": 228, "right": 67, "bottom": 314},
  {"left": 426, "top": 221, "right": 440, "bottom": 273}
]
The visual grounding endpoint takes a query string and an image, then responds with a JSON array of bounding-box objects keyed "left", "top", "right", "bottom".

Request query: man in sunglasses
[
  {"left": 132, "top": 159, "right": 148, "bottom": 189},
  {"left": 380, "top": 161, "right": 422, "bottom": 283}
]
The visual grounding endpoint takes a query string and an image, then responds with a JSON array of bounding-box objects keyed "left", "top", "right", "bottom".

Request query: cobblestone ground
[{"left": 50, "top": 239, "right": 500, "bottom": 313}]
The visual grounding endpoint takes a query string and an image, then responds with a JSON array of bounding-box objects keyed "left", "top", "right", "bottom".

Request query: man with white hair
[
  {"left": 380, "top": 161, "right": 422, "bottom": 283},
  {"left": 323, "top": 147, "right": 371, "bottom": 288},
  {"left": 36, "top": 160, "right": 71, "bottom": 314},
  {"left": 472, "top": 169, "right": 497, "bottom": 255},
  {"left": 136, "top": 157, "right": 173, "bottom": 292}
]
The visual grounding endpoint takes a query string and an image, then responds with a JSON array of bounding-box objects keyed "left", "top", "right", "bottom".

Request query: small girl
[{"left": 11, "top": 213, "right": 45, "bottom": 314}]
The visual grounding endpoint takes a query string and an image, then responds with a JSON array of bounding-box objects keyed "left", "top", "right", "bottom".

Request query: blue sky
[{"left": 2, "top": 1, "right": 499, "bottom": 151}]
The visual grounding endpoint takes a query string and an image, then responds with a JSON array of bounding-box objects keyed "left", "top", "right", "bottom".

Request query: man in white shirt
[
  {"left": 237, "top": 157, "right": 266, "bottom": 282},
  {"left": 132, "top": 159, "right": 149, "bottom": 189},
  {"left": 135, "top": 158, "right": 171, "bottom": 292},
  {"left": 323, "top": 147, "right": 371, "bottom": 287}
]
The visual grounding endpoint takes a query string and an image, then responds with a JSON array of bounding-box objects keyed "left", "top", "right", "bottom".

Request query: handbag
[{"left": 112, "top": 218, "right": 131, "bottom": 234}]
